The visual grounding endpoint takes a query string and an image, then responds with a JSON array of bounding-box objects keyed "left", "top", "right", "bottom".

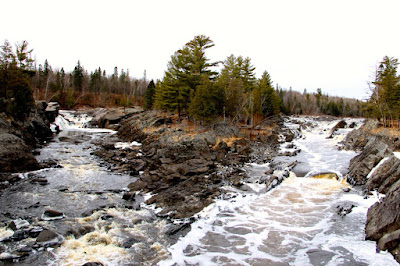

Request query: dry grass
[
  {"left": 372, "top": 127, "right": 400, "bottom": 138},
  {"left": 214, "top": 137, "right": 243, "bottom": 148}
]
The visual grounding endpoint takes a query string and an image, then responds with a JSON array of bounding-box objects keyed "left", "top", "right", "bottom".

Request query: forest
[{"left": 1, "top": 36, "right": 371, "bottom": 124}]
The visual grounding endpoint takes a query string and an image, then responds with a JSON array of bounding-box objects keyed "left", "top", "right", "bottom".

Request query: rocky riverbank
[
  {"left": 0, "top": 101, "right": 59, "bottom": 189},
  {"left": 343, "top": 119, "right": 400, "bottom": 263},
  {"left": 92, "top": 110, "right": 283, "bottom": 219}
]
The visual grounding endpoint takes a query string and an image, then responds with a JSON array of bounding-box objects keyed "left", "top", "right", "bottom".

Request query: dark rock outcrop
[
  {"left": 92, "top": 111, "right": 281, "bottom": 218},
  {"left": 344, "top": 118, "right": 400, "bottom": 263},
  {"left": 0, "top": 101, "right": 59, "bottom": 175},
  {"left": 366, "top": 189, "right": 400, "bottom": 262},
  {"left": 347, "top": 141, "right": 392, "bottom": 185}
]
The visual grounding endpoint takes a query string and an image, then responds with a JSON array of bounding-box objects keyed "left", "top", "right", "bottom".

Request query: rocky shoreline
[
  {"left": 0, "top": 101, "right": 59, "bottom": 190},
  {"left": 343, "top": 119, "right": 400, "bottom": 263}
]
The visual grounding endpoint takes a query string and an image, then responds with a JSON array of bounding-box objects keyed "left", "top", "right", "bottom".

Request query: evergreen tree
[
  {"left": 259, "top": 71, "right": 280, "bottom": 117},
  {"left": 188, "top": 77, "right": 219, "bottom": 124},
  {"left": 155, "top": 35, "right": 218, "bottom": 119},
  {"left": 73, "top": 60, "right": 83, "bottom": 91},
  {"left": 143, "top": 80, "right": 156, "bottom": 110}
]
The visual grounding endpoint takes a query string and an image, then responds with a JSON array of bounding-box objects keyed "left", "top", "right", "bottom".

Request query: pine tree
[
  {"left": 259, "top": 71, "right": 280, "bottom": 117},
  {"left": 188, "top": 77, "right": 219, "bottom": 124},
  {"left": 143, "top": 80, "right": 156, "bottom": 110},
  {"left": 73, "top": 60, "right": 83, "bottom": 91},
  {"left": 155, "top": 35, "right": 218, "bottom": 119}
]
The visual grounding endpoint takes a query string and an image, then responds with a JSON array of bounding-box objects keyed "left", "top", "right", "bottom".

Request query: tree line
[
  {"left": 31, "top": 59, "right": 148, "bottom": 108},
  {"left": 145, "top": 35, "right": 363, "bottom": 125},
  {"left": 364, "top": 56, "right": 400, "bottom": 127},
  {"left": 1, "top": 37, "right": 364, "bottom": 122}
]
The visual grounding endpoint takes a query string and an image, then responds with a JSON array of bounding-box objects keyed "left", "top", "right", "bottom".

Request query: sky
[{"left": 1, "top": 0, "right": 400, "bottom": 100}]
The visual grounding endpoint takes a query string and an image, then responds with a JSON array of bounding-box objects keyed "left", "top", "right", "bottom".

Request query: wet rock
[
  {"left": 82, "top": 262, "right": 104, "bottom": 266},
  {"left": 328, "top": 120, "right": 347, "bottom": 138},
  {"left": 41, "top": 209, "right": 65, "bottom": 220},
  {"left": 349, "top": 122, "right": 357, "bottom": 128},
  {"left": 8, "top": 218, "right": 30, "bottom": 231},
  {"left": 342, "top": 187, "right": 351, "bottom": 193},
  {"left": 0, "top": 251, "right": 29, "bottom": 260},
  {"left": 0, "top": 132, "right": 40, "bottom": 172},
  {"left": 11, "top": 230, "right": 30, "bottom": 241},
  {"left": 336, "top": 203, "right": 356, "bottom": 217},
  {"left": 265, "top": 175, "right": 281, "bottom": 192},
  {"left": 40, "top": 159, "right": 62, "bottom": 169},
  {"left": 36, "top": 230, "right": 64, "bottom": 247},
  {"left": 45, "top": 102, "right": 60, "bottom": 123},
  {"left": 366, "top": 189, "right": 400, "bottom": 263},
  {"left": 165, "top": 220, "right": 193, "bottom": 245}
]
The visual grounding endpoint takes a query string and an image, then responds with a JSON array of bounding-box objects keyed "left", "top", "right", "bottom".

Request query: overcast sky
[{"left": 2, "top": 0, "right": 400, "bottom": 100}]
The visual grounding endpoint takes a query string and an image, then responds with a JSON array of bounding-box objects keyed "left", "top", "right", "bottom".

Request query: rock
[
  {"left": 165, "top": 220, "right": 193, "bottom": 245},
  {"left": 45, "top": 102, "right": 60, "bottom": 123},
  {"left": 336, "top": 203, "right": 356, "bottom": 217},
  {"left": 8, "top": 218, "right": 30, "bottom": 231},
  {"left": 365, "top": 155, "right": 400, "bottom": 194},
  {"left": 36, "top": 230, "right": 64, "bottom": 247},
  {"left": 41, "top": 209, "right": 65, "bottom": 220},
  {"left": 328, "top": 120, "right": 347, "bottom": 138},
  {"left": 365, "top": 189, "right": 400, "bottom": 262},
  {"left": 0, "top": 132, "right": 40, "bottom": 172},
  {"left": 349, "top": 122, "right": 357, "bottom": 128},
  {"left": 378, "top": 229, "right": 400, "bottom": 252},
  {"left": 342, "top": 187, "right": 351, "bottom": 193},
  {"left": 347, "top": 141, "right": 392, "bottom": 185},
  {"left": 82, "top": 263, "right": 104, "bottom": 266}
]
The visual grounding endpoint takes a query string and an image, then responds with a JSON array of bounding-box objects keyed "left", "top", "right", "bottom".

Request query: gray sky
[{"left": 2, "top": 0, "right": 400, "bottom": 100}]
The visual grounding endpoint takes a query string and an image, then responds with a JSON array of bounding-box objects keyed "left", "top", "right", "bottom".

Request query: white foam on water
[
  {"left": 115, "top": 141, "right": 142, "bottom": 149},
  {"left": 51, "top": 208, "right": 169, "bottom": 266},
  {"left": 162, "top": 177, "right": 397, "bottom": 265},
  {"left": 0, "top": 226, "right": 13, "bottom": 242},
  {"left": 54, "top": 110, "right": 115, "bottom": 133}
]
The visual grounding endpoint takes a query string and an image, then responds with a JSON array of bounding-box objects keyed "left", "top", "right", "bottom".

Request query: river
[{"left": 0, "top": 112, "right": 398, "bottom": 265}]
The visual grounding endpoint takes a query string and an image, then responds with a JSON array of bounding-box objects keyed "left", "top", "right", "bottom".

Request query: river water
[{"left": 0, "top": 112, "right": 398, "bottom": 265}]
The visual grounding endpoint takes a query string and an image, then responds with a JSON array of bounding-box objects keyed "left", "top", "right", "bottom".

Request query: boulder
[
  {"left": 45, "top": 102, "right": 60, "bottom": 122},
  {"left": 328, "top": 120, "right": 347, "bottom": 138},
  {"left": 347, "top": 141, "right": 392, "bottom": 185},
  {"left": 41, "top": 209, "right": 65, "bottom": 220},
  {"left": 0, "top": 132, "right": 40, "bottom": 172},
  {"left": 36, "top": 230, "right": 64, "bottom": 247}
]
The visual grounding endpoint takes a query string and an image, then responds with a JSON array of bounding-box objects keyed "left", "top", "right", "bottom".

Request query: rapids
[
  {"left": 160, "top": 117, "right": 398, "bottom": 266},
  {"left": 0, "top": 113, "right": 398, "bottom": 265}
]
